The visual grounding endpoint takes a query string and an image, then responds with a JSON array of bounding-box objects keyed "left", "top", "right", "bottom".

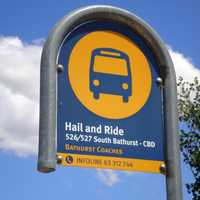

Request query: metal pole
[
  {"left": 163, "top": 61, "right": 183, "bottom": 200},
  {"left": 37, "top": 36, "right": 57, "bottom": 173}
]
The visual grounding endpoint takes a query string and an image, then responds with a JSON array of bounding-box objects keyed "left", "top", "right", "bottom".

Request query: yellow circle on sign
[
  {"left": 122, "top": 83, "right": 129, "bottom": 90},
  {"left": 93, "top": 79, "right": 100, "bottom": 87},
  {"left": 68, "top": 31, "right": 152, "bottom": 119}
]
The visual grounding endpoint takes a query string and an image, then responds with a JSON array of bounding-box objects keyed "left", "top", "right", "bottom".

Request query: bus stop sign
[
  {"left": 55, "top": 20, "right": 165, "bottom": 173},
  {"left": 38, "top": 8, "right": 182, "bottom": 200},
  {"left": 38, "top": 5, "right": 182, "bottom": 200}
]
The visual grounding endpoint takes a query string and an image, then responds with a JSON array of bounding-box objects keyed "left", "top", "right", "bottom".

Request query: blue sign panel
[{"left": 57, "top": 21, "right": 165, "bottom": 173}]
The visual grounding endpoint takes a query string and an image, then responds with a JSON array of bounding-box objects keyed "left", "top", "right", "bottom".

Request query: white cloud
[
  {"left": 0, "top": 36, "right": 199, "bottom": 187},
  {"left": 169, "top": 48, "right": 200, "bottom": 82},
  {"left": 96, "top": 169, "right": 120, "bottom": 186},
  {"left": 0, "top": 36, "right": 41, "bottom": 156}
]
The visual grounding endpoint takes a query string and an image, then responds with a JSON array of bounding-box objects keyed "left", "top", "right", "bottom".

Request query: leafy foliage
[{"left": 177, "top": 77, "right": 200, "bottom": 199}]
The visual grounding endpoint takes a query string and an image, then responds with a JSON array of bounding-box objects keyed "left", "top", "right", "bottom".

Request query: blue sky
[{"left": 0, "top": 1, "right": 200, "bottom": 200}]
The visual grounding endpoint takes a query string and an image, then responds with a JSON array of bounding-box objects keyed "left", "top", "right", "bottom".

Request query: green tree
[{"left": 177, "top": 77, "right": 200, "bottom": 199}]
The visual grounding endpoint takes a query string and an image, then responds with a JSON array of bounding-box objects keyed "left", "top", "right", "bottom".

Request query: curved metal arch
[{"left": 38, "top": 5, "right": 182, "bottom": 200}]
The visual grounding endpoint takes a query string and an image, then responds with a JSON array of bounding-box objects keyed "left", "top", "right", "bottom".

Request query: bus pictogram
[{"left": 89, "top": 48, "right": 132, "bottom": 102}]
